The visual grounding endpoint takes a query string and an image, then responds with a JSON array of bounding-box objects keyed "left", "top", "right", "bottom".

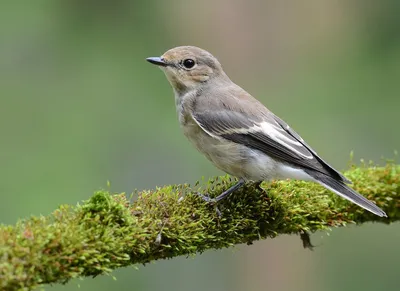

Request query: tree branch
[{"left": 1, "top": 163, "right": 399, "bottom": 290}]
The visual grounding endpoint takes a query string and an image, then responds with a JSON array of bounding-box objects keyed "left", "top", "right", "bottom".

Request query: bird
[{"left": 146, "top": 46, "right": 387, "bottom": 217}]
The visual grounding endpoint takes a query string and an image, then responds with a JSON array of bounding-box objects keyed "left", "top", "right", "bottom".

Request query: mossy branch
[{"left": 1, "top": 163, "right": 399, "bottom": 290}]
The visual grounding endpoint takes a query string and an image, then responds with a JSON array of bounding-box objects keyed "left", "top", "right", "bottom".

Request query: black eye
[{"left": 182, "top": 59, "right": 195, "bottom": 69}]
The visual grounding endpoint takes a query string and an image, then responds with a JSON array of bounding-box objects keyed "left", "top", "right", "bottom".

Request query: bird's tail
[{"left": 310, "top": 173, "right": 387, "bottom": 217}]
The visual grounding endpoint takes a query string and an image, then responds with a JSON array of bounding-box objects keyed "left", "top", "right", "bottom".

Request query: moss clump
[{"left": 0, "top": 163, "right": 399, "bottom": 290}]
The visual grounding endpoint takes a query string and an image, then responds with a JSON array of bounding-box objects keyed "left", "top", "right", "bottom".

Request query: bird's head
[{"left": 146, "top": 46, "right": 228, "bottom": 94}]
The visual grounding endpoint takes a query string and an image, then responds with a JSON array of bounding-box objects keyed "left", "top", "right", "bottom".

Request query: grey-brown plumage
[{"left": 146, "top": 46, "right": 387, "bottom": 217}]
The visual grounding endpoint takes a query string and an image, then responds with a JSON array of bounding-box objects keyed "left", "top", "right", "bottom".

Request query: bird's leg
[{"left": 197, "top": 178, "right": 245, "bottom": 203}]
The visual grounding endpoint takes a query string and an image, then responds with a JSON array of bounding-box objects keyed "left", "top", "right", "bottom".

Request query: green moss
[{"left": 0, "top": 163, "right": 399, "bottom": 290}]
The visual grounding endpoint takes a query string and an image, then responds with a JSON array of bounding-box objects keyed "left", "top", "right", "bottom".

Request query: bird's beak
[{"left": 146, "top": 57, "right": 168, "bottom": 67}]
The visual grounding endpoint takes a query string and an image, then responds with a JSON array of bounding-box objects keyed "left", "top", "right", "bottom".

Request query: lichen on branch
[{"left": 0, "top": 163, "right": 399, "bottom": 291}]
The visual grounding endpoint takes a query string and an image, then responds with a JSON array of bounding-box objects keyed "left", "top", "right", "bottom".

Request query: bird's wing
[
  {"left": 192, "top": 106, "right": 350, "bottom": 182},
  {"left": 271, "top": 114, "right": 351, "bottom": 183}
]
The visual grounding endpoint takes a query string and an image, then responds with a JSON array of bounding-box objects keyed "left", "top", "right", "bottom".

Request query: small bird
[{"left": 146, "top": 46, "right": 387, "bottom": 217}]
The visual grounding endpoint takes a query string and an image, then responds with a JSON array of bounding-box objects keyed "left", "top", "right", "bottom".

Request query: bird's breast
[
  {"left": 177, "top": 111, "right": 277, "bottom": 180},
  {"left": 175, "top": 94, "right": 278, "bottom": 180}
]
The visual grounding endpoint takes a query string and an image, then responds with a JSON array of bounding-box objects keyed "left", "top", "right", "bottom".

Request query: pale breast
[
  {"left": 176, "top": 93, "right": 278, "bottom": 181},
  {"left": 179, "top": 111, "right": 278, "bottom": 180}
]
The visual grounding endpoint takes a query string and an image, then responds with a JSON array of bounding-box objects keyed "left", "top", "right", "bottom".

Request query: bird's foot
[
  {"left": 196, "top": 192, "right": 217, "bottom": 203},
  {"left": 196, "top": 192, "right": 222, "bottom": 217},
  {"left": 196, "top": 178, "right": 245, "bottom": 217}
]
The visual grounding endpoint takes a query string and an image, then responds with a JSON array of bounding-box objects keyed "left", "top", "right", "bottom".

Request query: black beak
[{"left": 146, "top": 57, "right": 168, "bottom": 67}]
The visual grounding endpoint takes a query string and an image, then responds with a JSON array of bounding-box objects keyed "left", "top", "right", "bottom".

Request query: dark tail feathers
[{"left": 309, "top": 172, "right": 387, "bottom": 217}]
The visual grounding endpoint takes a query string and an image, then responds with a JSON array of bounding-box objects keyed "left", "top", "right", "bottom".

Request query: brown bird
[{"left": 147, "top": 46, "right": 386, "bottom": 217}]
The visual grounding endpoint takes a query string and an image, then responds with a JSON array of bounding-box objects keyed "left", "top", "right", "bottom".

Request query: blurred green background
[{"left": 1, "top": 1, "right": 399, "bottom": 291}]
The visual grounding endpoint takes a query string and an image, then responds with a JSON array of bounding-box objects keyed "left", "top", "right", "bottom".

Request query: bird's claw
[
  {"left": 196, "top": 192, "right": 217, "bottom": 203},
  {"left": 196, "top": 192, "right": 222, "bottom": 217}
]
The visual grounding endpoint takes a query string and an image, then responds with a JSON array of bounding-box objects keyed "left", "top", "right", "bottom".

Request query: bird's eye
[{"left": 182, "top": 59, "right": 195, "bottom": 69}]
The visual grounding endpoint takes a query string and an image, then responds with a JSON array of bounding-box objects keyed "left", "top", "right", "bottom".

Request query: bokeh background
[{"left": 1, "top": 1, "right": 399, "bottom": 291}]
